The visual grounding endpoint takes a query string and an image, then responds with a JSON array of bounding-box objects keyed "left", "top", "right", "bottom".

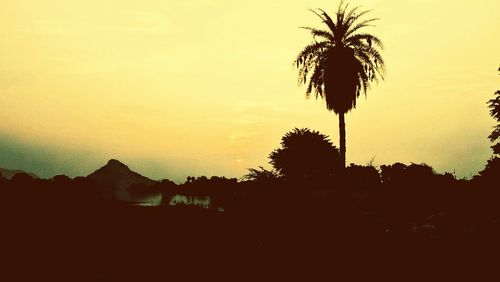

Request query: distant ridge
[{"left": 0, "top": 168, "right": 39, "bottom": 180}]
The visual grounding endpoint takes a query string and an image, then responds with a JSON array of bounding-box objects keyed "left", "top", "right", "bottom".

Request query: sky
[{"left": 0, "top": 0, "right": 499, "bottom": 182}]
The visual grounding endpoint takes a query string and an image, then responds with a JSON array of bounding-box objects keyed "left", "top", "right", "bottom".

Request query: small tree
[{"left": 269, "top": 128, "right": 341, "bottom": 182}]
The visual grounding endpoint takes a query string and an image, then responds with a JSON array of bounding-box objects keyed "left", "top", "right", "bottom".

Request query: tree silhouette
[
  {"left": 242, "top": 166, "right": 280, "bottom": 183},
  {"left": 479, "top": 155, "right": 500, "bottom": 179},
  {"left": 295, "top": 2, "right": 385, "bottom": 168},
  {"left": 269, "top": 128, "right": 341, "bottom": 182},
  {"left": 487, "top": 67, "right": 500, "bottom": 155}
]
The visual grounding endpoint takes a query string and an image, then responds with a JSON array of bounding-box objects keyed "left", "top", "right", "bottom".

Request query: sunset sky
[{"left": 1, "top": 0, "right": 499, "bottom": 182}]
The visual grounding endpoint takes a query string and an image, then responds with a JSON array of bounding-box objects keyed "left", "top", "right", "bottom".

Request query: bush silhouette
[{"left": 269, "top": 128, "right": 341, "bottom": 183}]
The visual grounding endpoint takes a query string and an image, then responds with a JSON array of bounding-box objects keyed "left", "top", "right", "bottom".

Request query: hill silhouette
[
  {"left": 0, "top": 167, "right": 39, "bottom": 180},
  {"left": 87, "top": 159, "right": 160, "bottom": 204},
  {"left": 87, "top": 159, "right": 155, "bottom": 189}
]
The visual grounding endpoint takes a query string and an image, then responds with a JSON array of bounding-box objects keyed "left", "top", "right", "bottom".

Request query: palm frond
[
  {"left": 357, "top": 65, "right": 370, "bottom": 96},
  {"left": 344, "top": 5, "right": 362, "bottom": 22},
  {"left": 346, "top": 8, "right": 373, "bottom": 27},
  {"left": 317, "top": 8, "right": 338, "bottom": 34},
  {"left": 311, "top": 9, "right": 336, "bottom": 34},
  {"left": 346, "top": 18, "right": 379, "bottom": 37},
  {"left": 300, "top": 27, "right": 335, "bottom": 42},
  {"left": 308, "top": 62, "right": 325, "bottom": 99},
  {"left": 294, "top": 41, "right": 329, "bottom": 68},
  {"left": 364, "top": 47, "right": 386, "bottom": 76},
  {"left": 298, "top": 57, "right": 319, "bottom": 84},
  {"left": 335, "top": 0, "right": 347, "bottom": 22},
  {"left": 353, "top": 47, "right": 384, "bottom": 81},
  {"left": 346, "top": 33, "right": 384, "bottom": 49}
]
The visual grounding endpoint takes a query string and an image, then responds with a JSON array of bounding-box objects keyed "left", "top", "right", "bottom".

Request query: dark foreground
[
  {"left": 2, "top": 160, "right": 500, "bottom": 279},
  {"left": 2, "top": 204, "right": 500, "bottom": 280}
]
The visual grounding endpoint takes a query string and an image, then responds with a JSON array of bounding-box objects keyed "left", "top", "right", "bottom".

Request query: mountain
[
  {"left": 87, "top": 159, "right": 160, "bottom": 204},
  {"left": 87, "top": 159, "right": 156, "bottom": 189},
  {"left": 0, "top": 168, "right": 39, "bottom": 180}
]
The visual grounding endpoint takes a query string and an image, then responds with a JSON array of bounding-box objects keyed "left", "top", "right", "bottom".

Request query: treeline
[
  {"left": 1, "top": 160, "right": 499, "bottom": 235},
  {"left": 2, "top": 160, "right": 500, "bottom": 280}
]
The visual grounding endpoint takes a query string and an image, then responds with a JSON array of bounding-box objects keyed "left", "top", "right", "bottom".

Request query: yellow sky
[{"left": 0, "top": 0, "right": 499, "bottom": 181}]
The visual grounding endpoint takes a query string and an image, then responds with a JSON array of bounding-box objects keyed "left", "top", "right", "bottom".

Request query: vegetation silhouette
[
  {"left": 242, "top": 166, "right": 280, "bottom": 184},
  {"left": 476, "top": 66, "right": 500, "bottom": 188},
  {"left": 488, "top": 67, "right": 500, "bottom": 155},
  {"left": 1, "top": 3, "right": 500, "bottom": 279},
  {"left": 269, "top": 128, "right": 341, "bottom": 183},
  {"left": 1, "top": 131, "right": 500, "bottom": 278},
  {"left": 295, "top": 1, "right": 385, "bottom": 168}
]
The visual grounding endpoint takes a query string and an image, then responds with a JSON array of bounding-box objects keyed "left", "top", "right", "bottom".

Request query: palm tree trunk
[{"left": 339, "top": 112, "right": 346, "bottom": 169}]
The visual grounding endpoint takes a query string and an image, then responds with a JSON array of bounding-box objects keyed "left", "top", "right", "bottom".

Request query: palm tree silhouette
[{"left": 295, "top": 1, "right": 385, "bottom": 168}]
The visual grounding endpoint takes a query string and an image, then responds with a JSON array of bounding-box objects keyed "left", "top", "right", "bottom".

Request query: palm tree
[{"left": 295, "top": 1, "right": 385, "bottom": 168}]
